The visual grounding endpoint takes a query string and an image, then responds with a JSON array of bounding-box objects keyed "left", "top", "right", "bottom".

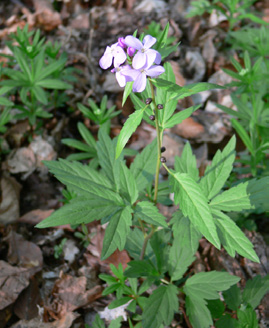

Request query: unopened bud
[
  {"left": 145, "top": 98, "right": 152, "bottom": 105},
  {"left": 149, "top": 115, "right": 155, "bottom": 121},
  {"left": 160, "top": 156, "right": 166, "bottom": 163},
  {"left": 161, "top": 147, "right": 166, "bottom": 153},
  {"left": 157, "top": 104, "right": 164, "bottom": 110}
]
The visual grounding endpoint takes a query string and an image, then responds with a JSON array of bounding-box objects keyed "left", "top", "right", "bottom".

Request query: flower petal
[
  {"left": 121, "top": 67, "right": 140, "bottom": 80},
  {"left": 124, "top": 36, "right": 143, "bottom": 50},
  {"left": 115, "top": 71, "right": 126, "bottom": 87},
  {"left": 113, "top": 47, "right": 127, "bottom": 67},
  {"left": 132, "top": 52, "right": 147, "bottom": 69},
  {"left": 143, "top": 35, "right": 156, "bottom": 49},
  {"left": 145, "top": 65, "right": 165, "bottom": 77},
  {"left": 144, "top": 50, "right": 157, "bottom": 68},
  {"left": 153, "top": 50, "right": 162, "bottom": 64},
  {"left": 99, "top": 47, "right": 113, "bottom": 69},
  {"left": 133, "top": 72, "right": 147, "bottom": 92}
]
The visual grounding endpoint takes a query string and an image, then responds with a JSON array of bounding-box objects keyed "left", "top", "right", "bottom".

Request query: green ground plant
[{"left": 36, "top": 24, "right": 269, "bottom": 327}]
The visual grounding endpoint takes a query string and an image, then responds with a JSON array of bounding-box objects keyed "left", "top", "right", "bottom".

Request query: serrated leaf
[
  {"left": 134, "top": 201, "right": 168, "bottom": 227},
  {"left": 174, "top": 142, "right": 199, "bottom": 182},
  {"left": 242, "top": 275, "right": 269, "bottom": 309},
  {"left": 130, "top": 139, "right": 157, "bottom": 192},
  {"left": 119, "top": 162, "right": 138, "bottom": 204},
  {"left": 184, "top": 271, "right": 240, "bottom": 300},
  {"left": 101, "top": 206, "right": 133, "bottom": 260},
  {"left": 108, "top": 297, "right": 132, "bottom": 309},
  {"left": 185, "top": 295, "right": 213, "bottom": 328},
  {"left": 168, "top": 236, "right": 196, "bottom": 281},
  {"left": 108, "top": 317, "right": 122, "bottom": 328},
  {"left": 116, "top": 109, "right": 145, "bottom": 159},
  {"left": 223, "top": 284, "right": 242, "bottom": 311},
  {"left": 124, "top": 260, "right": 159, "bottom": 278},
  {"left": 125, "top": 228, "right": 155, "bottom": 261},
  {"left": 142, "top": 284, "right": 178, "bottom": 328},
  {"left": 212, "top": 209, "right": 259, "bottom": 262},
  {"left": 97, "top": 127, "right": 121, "bottom": 190},
  {"left": 164, "top": 104, "right": 201, "bottom": 129},
  {"left": 171, "top": 212, "right": 201, "bottom": 254},
  {"left": 200, "top": 135, "right": 236, "bottom": 199},
  {"left": 36, "top": 197, "right": 121, "bottom": 228},
  {"left": 171, "top": 173, "right": 220, "bottom": 248},
  {"left": 237, "top": 304, "right": 259, "bottom": 328},
  {"left": 207, "top": 299, "right": 225, "bottom": 319},
  {"left": 43, "top": 159, "right": 123, "bottom": 204},
  {"left": 150, "top": 230, "right": 171, "bottom": 273},
  {"left": 210, "top": 182, "right": 254, "bottom": 212}
]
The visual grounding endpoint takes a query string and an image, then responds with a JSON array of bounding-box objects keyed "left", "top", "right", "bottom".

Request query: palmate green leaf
[
  {"left": 168, "top": 236, "right": 196, "bottom": 281},
  {"left": 185, "top": 295, "right": 213, "bottom": 328},
  {"left": 209, "top": 182, "right": 254, "bottom": 212},
  {"left": 130, "top": 139, "right": 157, "bottom": 192},
  {"left": 242, "top": 275, "right": 269, "bottom": 309},
  {"left": 175, "top": 142, "right": 199, "bottom": 182},
  {"left": 171, "top": 212, "right": 201, "bottom": 254},
  {"left": 171, "top": 173, "right": 220, "bottom": 248},
  {"left": 116, "top": 109, "right": 145, "bottom": 159},
  {"left": 237, "top": 304, "right": 259, "bottom": 328},
  {"left": 43, "top": 159, "right": 123, "bottom": 204},
  {"left": 36, "top": 197, "right": 121, "bottom": 228},
  {"left": 212, "top": 209, "right": 259, "bottom": 263},
  {"left": 101, "top": 206, "right": 133, "bottom": 260},
  {"left": 184, "top": 271, "right": 240, "bottom": 328},
  {"left": 125, "top": 228, "right": 155, "bottom": 261},
  {"left": 134, "top": 201, "right": 168, "bottom": 227},
  {"left": 142, "top": 284, "right": 178, "bottom": 328},
  {"left": 200, "top": 135, "right": 236, "bottom": 200},
  {"left": 164, "top": 104, "right": 201, "bottom": 129},
  {"left": 222, "top": 284, "right": 242, "bottom": 311},
  {"left": 124, "top": 260, "right": 159, "bottom": 278}
]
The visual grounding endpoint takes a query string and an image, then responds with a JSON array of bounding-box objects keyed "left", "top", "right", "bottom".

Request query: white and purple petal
[
  {"left": 143, "top": 35, "right": 157, "bottom": 49},
  {"left": 146, "top": 65, "right": 165, "bottom": 77},
  {"left": 99, "top": 46, "right": 113, "bottom": 69},
  {"left": 132, "top": 72, "right": 147, "bottom": 93},
  {"left": 124, "top": 35, "right": 143, "bottom": 50}
]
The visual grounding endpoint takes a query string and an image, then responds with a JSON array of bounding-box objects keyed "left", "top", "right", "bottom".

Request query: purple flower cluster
[{"left": 99, "top": 35, "right": 165, "bottom": 93}]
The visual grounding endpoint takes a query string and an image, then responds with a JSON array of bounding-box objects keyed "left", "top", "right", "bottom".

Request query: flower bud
[
  {"left": 161, "top": 146, "right": 166, "bottom": 153},
  {"left": 160, "top": 156, "right": 166, "bottom": 163},
  {"left": 145, "top": 98, "right": 152, "bottom": 105},
  {"left": 149, "top": 115, "right": 155, "bottom": 121},
  {"left": 157, "top": 104, "right": 164, "bottom": 110},
  {"left": 118, "top": 37, "right": 126, "bottom": 48},
  {"left": 127, "top": 47, "right": 136, "bottom": 57}
]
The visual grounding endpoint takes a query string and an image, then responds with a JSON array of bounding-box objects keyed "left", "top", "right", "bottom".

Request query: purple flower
[
  {"left": 118, "top": 37, "right": 126, "bottom": 48},
  {"left": 99, "top": 42, "right": 127, "bottom": 69},
  {"left": 122, "top": 56, "right": 165, "bottom": 92},
  {"left": 127, "top": 47, "right": 136, "bottom": 57},
  {"left": 111, "top": 65, "right": 133, "bottom": 87},
  {"left": 124, "top": 35, "right": 161, "bottom": 69}
]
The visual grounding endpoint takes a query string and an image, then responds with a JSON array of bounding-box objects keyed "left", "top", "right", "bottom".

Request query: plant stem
[
  {"left": 149, "top": 79, "right": 162, "bottom": 204},
  {"left": 139, "top": 80, "right": 163, "bottom": 260}
]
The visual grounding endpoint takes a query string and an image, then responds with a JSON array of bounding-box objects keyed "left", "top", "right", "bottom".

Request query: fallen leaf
[
  {"left": 5, "top": 231, "right": 43, "bottom": 276},
  {"left": 33, "top": 0, "right": 62, "bottom": 31},
  {"left": 19, "top": 209, "right": 54, "bottom": 226},
  {"left": 10, "top": 312, "right": 79, "bottom": 328},
  {"left": 14, "top": 278, "right": 41, "bottom": 320},
  {"left": 6, "top": 147, "right": 36, "bottom": 176},
  {"left": 171, "top": 116, "right": 205, "bottom": 139},
  {"left": 0, "top": 261, "right": 30, "bottom": 310},
  {"left": 0, "top": 174, "right": 21, "bottom": 224}
]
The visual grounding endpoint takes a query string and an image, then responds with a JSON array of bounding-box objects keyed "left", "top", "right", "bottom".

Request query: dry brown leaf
[
  {"left": 6, "top": 147, "right": 36, "bottom": 175},
  {"left": 50, "top": 274, "right": 102, "bottom": 317},
  {"left": 19, "top": 209, "right": 54, "bottom": 225},
  {"left": 0, "top": 260, "right": 30, "bottom": 310},
  {"left": 5, "top": 231, "right": 43, "bottom": 276},
  {"left": 0, "top": 22, "right": 26, "bottom": 39},
  {"left": 33, "top": 0, "right": 62, "bottom": 31},
  {"left": 10, "top": 312, "right": 79, "bottom": 328},
  {"left": 169, "top": 61, "right": 185, "bottom": 86},
  {"left": 171, "top": 116, "right": 205, "bottom": 139},
  {"left": 0, "top": 174, "right": 21, "bottom": 225},
  {"left": 14, "top": 278, "right": 41, "bottom": 320}
]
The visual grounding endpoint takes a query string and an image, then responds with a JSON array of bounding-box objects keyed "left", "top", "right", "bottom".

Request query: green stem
[{"left": 139, "top": 80, "right": 163, "bottom": 260}]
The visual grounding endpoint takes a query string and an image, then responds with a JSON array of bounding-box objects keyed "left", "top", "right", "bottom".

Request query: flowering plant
[
  {"left": 99, "top": 34, "right": 165, "bottom": 92},
  {"left": 37, "top": 24, "right": 269, "bottom": 328}
]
